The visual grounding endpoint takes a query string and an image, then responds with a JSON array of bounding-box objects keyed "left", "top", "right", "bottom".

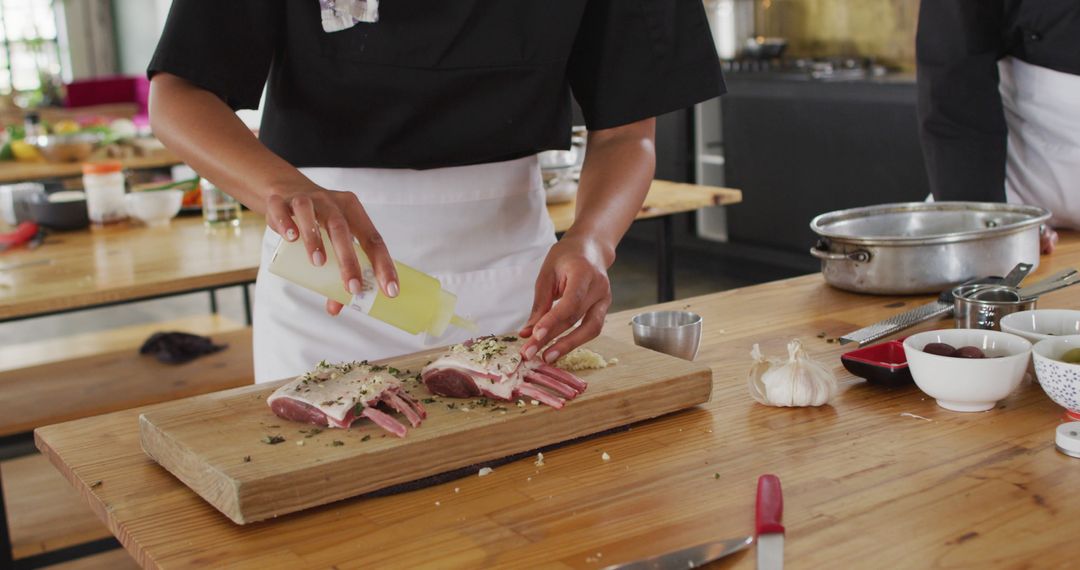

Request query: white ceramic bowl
[
  {"left": 125, "top": 190, "right": 183, "bottom": 226},
  {"left": 1032, "top": 335, "right": 1080, "bottom": 421},
  {"left": 904, "top": 329, "right": 1032, "bottom": 412},
  {"left": 1000, "top": 309, "right": 1080, "bottom": 345}
]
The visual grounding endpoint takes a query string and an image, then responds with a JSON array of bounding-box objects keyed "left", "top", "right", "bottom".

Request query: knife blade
[
  {"left": 600, "top": 535, "right": 753, "bottom": 570},
  {"left": 839, "top": 263, "right": 1034, "bottom": 346},
  {"left": 756, "top": 474, "right": 784, "bottom": 570}
]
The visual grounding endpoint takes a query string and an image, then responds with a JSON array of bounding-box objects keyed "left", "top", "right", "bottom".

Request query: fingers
[
  {"left": 519, "top": 269, "right": 556, "bottom": 338},
  {"left": 324, "top": 211, "right": 364, "bottom": 295},
  {"left": 326, "top": 299, "right": 345, "bottom": 316},
  {"left": 542, "top": 298, "right": 610, "bottom": 364},
  {"left": 1041, "top": 228, "right": 1059, "bottom": 255},
  {"left": 342, "top": 197, "right": 398, "bottom": 297},
  {"left": 267, "top": 194, "right": 298, "bottom": 242},
  {"left": 524, "top": 271, "right": 606, "bottom": 360},
  {"left": 290, "top": 194, "right": 325, "bottom": 267}
]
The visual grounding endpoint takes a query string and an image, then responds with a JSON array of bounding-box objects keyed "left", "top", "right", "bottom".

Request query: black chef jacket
[
  {"left": 916, "top": 0, "right": 1080, "bottom": 202},
  {"left": 148, "top": 0, "right": 724, "bottom": 170}
]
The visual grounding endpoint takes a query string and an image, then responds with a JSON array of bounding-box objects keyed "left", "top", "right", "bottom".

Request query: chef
[
  {"left": 916, "top": 0, "right": 1080, "bottom": 253},
  {"left": 148, "top": 1, "right": 723, "bottom": 382}
]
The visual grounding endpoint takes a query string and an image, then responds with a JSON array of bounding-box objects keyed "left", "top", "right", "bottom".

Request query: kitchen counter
[{"left": 32, "top": 233, "right": 1080, "bottom": 568}]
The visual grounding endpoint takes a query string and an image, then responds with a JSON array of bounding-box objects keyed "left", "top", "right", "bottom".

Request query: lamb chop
[
  {"left": 267, "top": 361, "right": 427, "bottom": 437},
  {"left": 421, "top": 336, "right": 587, "bottom": 409}
]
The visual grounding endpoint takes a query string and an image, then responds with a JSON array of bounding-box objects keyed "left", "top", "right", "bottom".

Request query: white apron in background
[
  {"left": 1000, "top": 57, "right": 1080, "bottom": 229},
  {"left": 252, "top": 156, "right": 556, "bottom": 383}
]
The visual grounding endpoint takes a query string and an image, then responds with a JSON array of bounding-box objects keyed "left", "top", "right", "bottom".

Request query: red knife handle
[{"left": 756, "top": 474, "right": 784, "bottom": 536}]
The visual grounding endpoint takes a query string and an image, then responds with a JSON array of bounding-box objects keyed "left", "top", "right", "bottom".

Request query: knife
[
  {"left": 839, "top": 262, "right": 1033, "bottom": 346},
  {"left": 599, "top": 535, "right": 753, "bottom": 570},
  {"left": 756, "top": 474, "right": 784, "bottom": 570}
]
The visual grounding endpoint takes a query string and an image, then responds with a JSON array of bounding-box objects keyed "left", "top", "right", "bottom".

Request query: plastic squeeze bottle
[{"left": 267, "top": 230, "right": 476, "bottom": 338}]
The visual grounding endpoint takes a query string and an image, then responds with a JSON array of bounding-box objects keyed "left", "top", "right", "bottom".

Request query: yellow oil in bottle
[{"left": 267, "top": 230, "right": 475, "bottom": 337}]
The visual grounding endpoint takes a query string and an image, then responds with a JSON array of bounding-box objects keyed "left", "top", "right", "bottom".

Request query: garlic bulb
[{"left": 748, "top": 340, "right": 837, "bottom": 407}]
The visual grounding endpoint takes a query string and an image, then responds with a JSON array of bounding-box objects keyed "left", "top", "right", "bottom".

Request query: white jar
[{"left": 82, "top": 161, "right": 127, "bottom": 225}]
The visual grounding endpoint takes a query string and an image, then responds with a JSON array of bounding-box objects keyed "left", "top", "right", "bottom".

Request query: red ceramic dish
[{"left": 841, "top": 340, "right": 913, "bottom": 387}]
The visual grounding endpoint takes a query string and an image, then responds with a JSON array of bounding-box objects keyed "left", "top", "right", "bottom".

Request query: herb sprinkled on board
[
  {"left": 243, "top": 456, "right": 251, "bottom": 463},
  {"left": 361, "top": 435, "right": 371, "bottom": 442},
  {"left": 331, "top": 440, "right": 345, "bottom": 447},
  {"left": 262, "top": 435, "right": 286, "bottom": 445},
  {"left": 89, "top": 480, "right": 103, "bottom": 489}
]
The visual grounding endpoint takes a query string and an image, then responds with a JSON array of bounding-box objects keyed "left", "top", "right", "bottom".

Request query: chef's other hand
[
  {"left": 519, "top": 236, "right": 613, "bottom": 364},
  {"left": 267, "top": 187, "right": 399, "bottom": 316},
  {"left": 1041, "top": 225, "right": 1059, "bottom": 255}
]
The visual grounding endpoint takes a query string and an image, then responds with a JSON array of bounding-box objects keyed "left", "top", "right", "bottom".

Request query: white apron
[
  {"left": 252, "top": 156, "right": 556, "bottom": 383},
  {"left": 1000, "top": 57, "right": 1080, "bottom": 229}
]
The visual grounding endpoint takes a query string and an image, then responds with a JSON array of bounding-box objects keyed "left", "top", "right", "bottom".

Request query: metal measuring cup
[{"left": 631, "top": 311, "right": 702, "bottom": 361}]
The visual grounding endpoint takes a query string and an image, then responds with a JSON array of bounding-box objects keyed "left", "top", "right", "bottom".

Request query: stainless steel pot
[{"left": 809, "top": 202, "right": 1050, "bottom": 295}]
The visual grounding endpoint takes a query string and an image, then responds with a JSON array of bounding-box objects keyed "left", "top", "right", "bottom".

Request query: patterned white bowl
[{"left": 1032, "top": 335, "right": 1080, "bottom": 421}]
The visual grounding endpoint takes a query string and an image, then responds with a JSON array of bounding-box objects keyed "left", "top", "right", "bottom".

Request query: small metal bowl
[
  {"left": 631, "top": 311, "right": 702, "bottom": 361},
  {"left": 953, "top": 283, "right": 1036, "bottom": 331}
]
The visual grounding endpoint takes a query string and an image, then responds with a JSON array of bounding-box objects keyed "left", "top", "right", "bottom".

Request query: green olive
[{"left": 1060, "top": 348, "right": 1080, "bottom": 364}]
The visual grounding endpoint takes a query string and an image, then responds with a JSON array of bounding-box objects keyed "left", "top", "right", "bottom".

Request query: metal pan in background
[{"left": 810, "top": 202, "right": 1049, "bottom": 295}]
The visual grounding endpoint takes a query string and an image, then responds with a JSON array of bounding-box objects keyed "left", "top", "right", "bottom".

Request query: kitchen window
[{"left": 0, "top": 0, "right": 64, "bottom": 100}]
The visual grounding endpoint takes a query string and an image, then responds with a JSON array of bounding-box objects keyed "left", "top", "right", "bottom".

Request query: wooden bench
[
  {"left": 1, "top": 315, "right": 254, "bottom": 566},
  {"left": 2, "top": 454, "right": 113, "bottom": 561},
  {"left": 0, "top": 324, "right": 253, "bottom": 437},
  {"left": 0, "top": 314, "right": 245, "bottom": 374}
]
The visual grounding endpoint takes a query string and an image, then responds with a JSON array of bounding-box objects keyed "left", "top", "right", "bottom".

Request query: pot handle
[{"left": 810, "top": 241, "right": 871, "bottom": 263}]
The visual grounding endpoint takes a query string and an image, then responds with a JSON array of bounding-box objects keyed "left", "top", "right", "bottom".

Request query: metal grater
[
  {"left": 839, "top": 263, "right": 1034, "bottom": 347},
  {"left": 838, "top": 300, "right": 953, "bottom": 346}
]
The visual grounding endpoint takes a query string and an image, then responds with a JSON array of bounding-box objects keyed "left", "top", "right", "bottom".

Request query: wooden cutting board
[{"left": 138, "top": 336, "right": 712, "bottom": 524}]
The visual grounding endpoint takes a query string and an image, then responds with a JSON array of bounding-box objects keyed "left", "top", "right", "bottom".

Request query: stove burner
[{"left": 721, "top": 57, "right": 889, "bottom": 81}]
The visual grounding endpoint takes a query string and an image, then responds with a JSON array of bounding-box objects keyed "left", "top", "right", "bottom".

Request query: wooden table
[
  {"left": 0, "top": 153, "right": 182, "bottom": 185},
  {"left": 0, "top": 215, "right": 266, "bottom": 323},
  {"left": 31, "top": 234, "right": 1080, "bottom": 569},
  {"left": 0, "top": 181, "right": 740, "bottom": 323}
]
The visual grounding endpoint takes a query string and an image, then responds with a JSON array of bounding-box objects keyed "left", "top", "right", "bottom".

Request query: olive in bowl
[{"left": 903, "top": 329, "right": 1032, "bottom": 412}]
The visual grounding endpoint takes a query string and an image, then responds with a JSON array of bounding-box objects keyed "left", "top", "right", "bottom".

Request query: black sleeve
[
  {"left": 916, "top": 0, "right": 1007, "bottom": 202},
  {"left": 147, "top": 0, "right": 283, "bottom": 111},
  {"left": 567, "top": 0, "right": 724, "bottom": 131}
]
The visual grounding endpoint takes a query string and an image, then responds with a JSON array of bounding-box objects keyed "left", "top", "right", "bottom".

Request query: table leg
[
  {"left": 208, "top": 289, "right": 219, "bottom": 315},
  {"left": 656, "top": 216, "right": 675, "bottom": 303},
  {"left": 242, "top": 284, "right": 253, "bottom": 326}
]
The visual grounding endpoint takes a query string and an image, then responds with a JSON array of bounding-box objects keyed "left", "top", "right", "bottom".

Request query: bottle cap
[
  {"left": 82, "top": 160, "right": 123, "bottom": 175},
  {"left": 1055, "top": 422, "right": 1080, "bottom": 458}
]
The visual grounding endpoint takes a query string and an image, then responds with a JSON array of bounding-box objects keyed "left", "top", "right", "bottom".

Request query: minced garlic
[{"left": 556, "top": 347, "right": 616, "bottom": 371}]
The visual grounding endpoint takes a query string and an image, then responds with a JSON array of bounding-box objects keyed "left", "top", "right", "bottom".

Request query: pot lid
[{"left": 810, "top": 201, "right": 1050, "bottom": 246}]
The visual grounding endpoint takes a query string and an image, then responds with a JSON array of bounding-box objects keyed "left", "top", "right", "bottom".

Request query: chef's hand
[
  {"left": 1041, "top": 225, "right": 1059, "bottom": 255},
  {"left": 518, "top": 235, "right": 613, "bottom": 363},
  {"left": 267, "top": 186, "right": 399, "bottom": 315}
]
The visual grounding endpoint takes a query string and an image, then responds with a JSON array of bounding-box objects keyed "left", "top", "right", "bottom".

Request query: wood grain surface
[
  {"left": 0, "top": 216, "right": 265, "bottom": 321},
  {"left": 0, "top": 314, "right": 243, "bottom": 373},
  {"left": 0, "top": 181, "right": 739, "bottom": 321},
  {"left": 0, "top": 328, "right": 252, "bottom": 437},
  {"left": 547, "top": 180, "right": 740, "bottom": 233},
  {"left": 138, "top": 336, "right": 712, "bottom": 524},
  {"left": 1, "top": 454, "right": 112, "bottom": 560},
  {"left": 33, "top": 232, "right": 1080, "bottom": 569}
]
